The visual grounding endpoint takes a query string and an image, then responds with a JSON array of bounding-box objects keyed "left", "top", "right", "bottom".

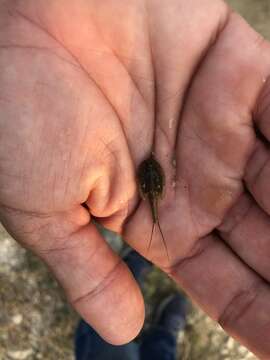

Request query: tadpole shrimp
[{"left": 137, "top": 153, "right": 169, "bottom": 260}]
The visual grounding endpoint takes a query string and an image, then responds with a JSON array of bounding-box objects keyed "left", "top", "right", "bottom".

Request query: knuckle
[{"left": 218, "top": 282, "right": 260, "bottom": 330}]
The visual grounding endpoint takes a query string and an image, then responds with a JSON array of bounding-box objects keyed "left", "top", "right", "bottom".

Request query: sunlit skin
[{"left": 1, "top": 0, "right": 270, "bottom": 357}]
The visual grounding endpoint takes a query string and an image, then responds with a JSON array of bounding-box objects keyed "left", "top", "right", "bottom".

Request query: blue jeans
[{"left": 75, "top": 320, "right": 178, "bottom": 360}]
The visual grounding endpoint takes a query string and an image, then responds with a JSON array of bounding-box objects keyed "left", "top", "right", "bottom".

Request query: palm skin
[{"left": 1, "top": 0, "right": 270, "bottom": 357}]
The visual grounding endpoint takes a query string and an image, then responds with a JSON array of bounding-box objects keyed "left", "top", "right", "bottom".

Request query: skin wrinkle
[
  {"left": 35, "top": 221, "right": 91, "bottom": 254},
  {"left": 218, "top": 194, "right": 253, "bottom": 235},
  {"left": 47, "top": 237, "right": 103, "bottom": 272},
  {"left": 248, "top": 49, "right": 270, "bottom": 137},
  {"left": 75, "top": 113, "right": 96, "bottom": 203},
  {"left": 98, "top": 205, "right": 129, "bottom": 229},
  {"left": 0, "top": 44, "right": 80, "bottom": 69},
  {"left": 0, "top": 203, "right": 88, "bottom": 251},
  {"left": 248, "top": 151, "right": 270, "bottom": 192},
  {"left": 179, "top": 123, "right": 244, "bottom": 237},
  {"left": 109, "top": 46, "right": 148, "bottom": 110},
  {"left": 102, "top": 145, "right": 124, "bottom": 213},
  {"left": 88, "top": 7, "right": 152, "bottom": 134},
  {"left": 144, "top": 0, "right": 156, "bottom": 152},
  {"left": 39, "top": 230, "right": 113, "bottom": 295},
  {"left": 255, "top": 78, "right": 270, "bottom": 120},
  {"left": 0, "top": 202, "right": 57, "bottom": 218},
  {"left": 77, "top": 145, "right": 96, "bottom": 204},
  {"left": 163, "top": 235, "right": 214, "bottom": 274},
  {"left": 70, "top": 258, "right": 123, "bottom": 305},
  {"left": 156, "top": 120, "right": 171, "bottom": 152},
  {"left": 255, "top": 100, "right": 270, "bottom": 128},
  {"left": 218, "top": 281, "right": 262, "bottom": 328},
  {"left": 172, "top": 6, "right": 231, "bottom": 164},
  {"left": 51, "top": 166, "right": 58, "bottom": 211},
  {"left": 66, "top": 7, "right": 151, "bottom": 170},
  {"left": 218, "top": 209, "right": 270, "bottom": 286},
  {"left": 0, "top": 218, "right": 53, "bottom": 251},
  {"left": 57, "top": 104, "right": 82, "bottom": 206},
  {"left": 88, "top": 137, "right": 130, "bottom": 219},
  {"left": 245, "top": 142, "right": 270, "bottom": 186},
  {"left": 62, "top": 150, "right": 73, "bottom": 205},
  {"left": 185, "top": 180, "right": 201, "bottom": 241},
  {"left": 122, "top": 195, "right": 141, "bottom": 229},
  {"left": 35, "top": 85, "right": 56, "bottom": 209},
  {"left": 188, "top": 103, "right": 255, "bottom": 179},
  {"left": 39, "top": 243, "right": 86, "bottom": 256},
  {"left": 162, "top": 87, "right": 186, "bottom": 104},
  {"left": 77, "top": 113, "right": 117, "bottom": 205}
]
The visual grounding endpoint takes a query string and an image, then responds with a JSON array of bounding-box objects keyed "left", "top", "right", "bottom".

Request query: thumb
[{"left": 0, "top": 205, "right": 144, "bottom": 345}]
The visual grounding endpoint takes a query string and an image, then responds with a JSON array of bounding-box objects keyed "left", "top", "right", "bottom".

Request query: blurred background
[{"left": 0, "top": 1, "right": 269, "bottom": 359}]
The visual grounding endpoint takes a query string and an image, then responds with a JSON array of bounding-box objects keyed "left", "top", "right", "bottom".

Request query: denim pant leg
[
  {"left": 75, "top": 320, "right": 140, "bottom": 360},
  {"left": 140, "top": 327, "right": 177, "bottom": 360}
]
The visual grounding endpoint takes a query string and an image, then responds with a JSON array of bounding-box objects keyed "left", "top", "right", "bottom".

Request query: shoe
[
  {"left": 154, "top": 293, "right": 188, "bottom": 336},
  {"left": 122, "top": 247, "right": 152, "bottom": 287}
]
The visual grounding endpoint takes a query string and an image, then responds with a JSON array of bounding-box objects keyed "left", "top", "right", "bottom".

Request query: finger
[
  {"left": 0, "top": 205, "right": 144, "bottom": 345},
  {"left": 244, "top": 139, "right": 270, "bottom": 215},
  {"left": 175, "top": 13, "right": 270, "bottom": 236},
  {"left": 218, "top": 192, "right": 270, "bottom": 282},
  {"left": 168, "top": 234, "right": 270, "bottom": 359},
  {"left": 254, "top": 76, "right": 270, "bottom": 141},
  {"left": 149, "top": 0, "right": 229, "bottom": 188}
]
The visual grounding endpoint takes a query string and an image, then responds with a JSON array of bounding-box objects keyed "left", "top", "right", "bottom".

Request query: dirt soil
[{"left": 0, "top": 1, "right": 269, "bottom": 359}]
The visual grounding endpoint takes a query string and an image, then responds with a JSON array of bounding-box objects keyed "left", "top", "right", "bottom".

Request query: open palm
[{"left": 1, "top": 1, "right": 270, "bottom": 357}]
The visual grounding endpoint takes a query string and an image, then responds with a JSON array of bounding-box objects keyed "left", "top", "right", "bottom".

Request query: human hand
[{"left": 1, "top": 0, "right": 270, "bottom": 357}]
